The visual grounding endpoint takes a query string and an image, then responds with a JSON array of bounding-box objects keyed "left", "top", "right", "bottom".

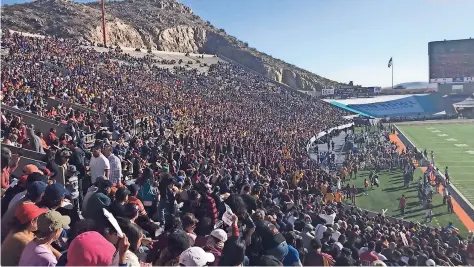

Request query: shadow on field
[{"left": 383, "top": 186, "right": 406, "bottom": 193}]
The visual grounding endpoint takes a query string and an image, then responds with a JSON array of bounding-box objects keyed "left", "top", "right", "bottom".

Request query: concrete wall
[
  {"left": 1, "top": 104, "right": 67, "bottom": 136},
  {"left": 11, "top": 156, "right": 47, "bottom": 178},
  {"left": 2, "top": 144, "right": 48, "bottom": 162},
  {"left": 47, "top": 97, "right": 107, "bottom": 123}
]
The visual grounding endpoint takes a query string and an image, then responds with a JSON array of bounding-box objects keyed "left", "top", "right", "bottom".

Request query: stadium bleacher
[{"left": 2, "top": 30, "right": 473, "bottom": 267}]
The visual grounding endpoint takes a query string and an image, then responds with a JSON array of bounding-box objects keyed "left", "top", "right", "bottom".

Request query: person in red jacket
[{"left": 360, "top": 241, "right": 380, "bottom": 265}]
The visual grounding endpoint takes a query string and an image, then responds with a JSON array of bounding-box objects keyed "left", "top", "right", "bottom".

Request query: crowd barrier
[
  {"left": 394, "top": 124, "right": 474, "bottom": 222},
  {"left": 12, "top": 156, "right": 47, "bottom": 178},
  {"left": 306, "top": 122, "right": 354, "bottom": 153},
  {"left": 47, "top": 97, "right": 107, "bottom": 123},
  {"left": 1, "top": 104, "right": 67, "bottom": 136},
  {"left": 3, "top": 144, "right": 47, "bottom": 162}
]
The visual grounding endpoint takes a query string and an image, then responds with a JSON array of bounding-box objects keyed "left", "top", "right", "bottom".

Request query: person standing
[
  {"left": 447, "top": 194, "right": 454, "bottom": 213},
  {"left": 67, "top": 140, "right": 86, "bottom": 201},
  {"left": 90, "top": 143, "right": 110, "bottom": 184},
  {"left": 399, "top": 195, "right": 407, "bottom": 216},
  {"left": 103, "top": 145, "right": 122, "bottom": 185}
]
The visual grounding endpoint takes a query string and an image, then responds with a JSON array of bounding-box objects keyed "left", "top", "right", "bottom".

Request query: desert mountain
[{"left": 1, "top": 0, "right": 343, "bottom": 91}]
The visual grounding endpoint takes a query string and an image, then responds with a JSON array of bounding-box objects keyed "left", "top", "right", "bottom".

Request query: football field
[
  {"left": 396, "top": 122, "right": 474, "bottom": 205},
  {"left": 351, "top": 170, "right": 468, "bottom": 236}
]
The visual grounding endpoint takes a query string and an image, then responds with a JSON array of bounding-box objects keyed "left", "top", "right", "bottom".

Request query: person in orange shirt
[
  {"left": 37, "top": 131, "right": 48, "bottom": 150},
  {"left": 321, "top": 183, "right": 328, "bottom": 196},
  {"left": 325, "top": 192, "right": 335, "bottom": 204},
  {"left": 335, "top": 191, "right": 343, "bottom": 203}
]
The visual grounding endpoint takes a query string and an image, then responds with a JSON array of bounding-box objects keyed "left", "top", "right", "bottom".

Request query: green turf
[
  {"left": 396, "top": 123, "right": 474, "bottom": 205},
  {"left": 347, "top": 170, "right": 468, "bottom": 236}
]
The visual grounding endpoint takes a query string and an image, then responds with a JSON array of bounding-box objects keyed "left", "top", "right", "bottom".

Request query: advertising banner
[
  {"left": 348, "top": 96, "right": 424, "bottom": 117},
  {"left": 322, "top": 88, "right": 335, "bottom": 96}
]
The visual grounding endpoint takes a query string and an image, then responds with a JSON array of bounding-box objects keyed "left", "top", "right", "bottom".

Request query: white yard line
[{"left": 395, "top": 125, "right": 474, "bottom": 209}]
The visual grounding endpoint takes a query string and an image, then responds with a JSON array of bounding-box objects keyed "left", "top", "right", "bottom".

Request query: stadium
[
  {"left": 1, "top": 2, "right": 474, "bottom": 266},
  {"left": 311, "top": 38, "right": 474, "bottom": 239}
]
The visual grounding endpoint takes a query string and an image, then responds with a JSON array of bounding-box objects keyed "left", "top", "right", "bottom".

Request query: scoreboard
[{"left": 428, "top": 39, "right": 474, "bottom": 84}]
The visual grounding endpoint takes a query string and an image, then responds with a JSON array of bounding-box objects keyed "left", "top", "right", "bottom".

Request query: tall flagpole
[
  {"left": 392, "top": 58, "right": 394, "bottom": 89},
  {"left": 101, "top": 0, "right": 106, "bottom": 47}
]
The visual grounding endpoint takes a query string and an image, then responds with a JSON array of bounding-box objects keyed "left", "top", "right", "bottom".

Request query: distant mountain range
[{"left": 383, "top": 82, "right": 437, "bottom": 90}]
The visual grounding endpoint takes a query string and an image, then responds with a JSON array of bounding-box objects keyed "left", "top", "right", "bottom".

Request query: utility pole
[{"left": 101, "top": 0, "right": 106, "bottom": 47}]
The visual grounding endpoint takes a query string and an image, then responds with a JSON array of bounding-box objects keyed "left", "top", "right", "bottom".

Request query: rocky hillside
[{"left": 1, "top": 0, "right": 343, "bottom": 91}]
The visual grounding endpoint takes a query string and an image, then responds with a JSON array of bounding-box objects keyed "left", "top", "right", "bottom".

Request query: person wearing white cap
[
  {"left": 203, "top": 228, "right": 227, "bottom": 265},
  {"left": 179, "top": 247, "right": 215, "bottom": 267}
]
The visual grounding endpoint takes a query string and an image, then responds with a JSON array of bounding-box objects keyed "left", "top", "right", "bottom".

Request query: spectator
[
  {"left": 90, "top": 143, "right": 110, "bottom": 183},
  {"left": 203, "top": 228, "right": 227, "bottom": 266},
  {"left": 155, "top": 230, "right": 191, "bottom": 266},
  {"left": 36, "top": 183, "right": 68, "bottom": 210},
  {"left": 360, "top": 241, "right": 380, "bottom": 265},
  {"left": 26, "top": 124, "right": 45, "bottom": 154},
  {"left": 5, "top": 170, "right": 45, "bottom": 212},
  {"left": 1, "top": 203, "right": 48, "bottom": 266},
  {"left": 182, "top": 212, "right": 199, "bottom": 244},
  {"left": 304, "top": 239, "right": 335, "bottom": 266},
  {"left": 1, "top": 146, "right": 19, "bottom": 190},
  {"left": 220, "top": 236, "right": 247, "bottom": 266},
  {"left": 127, "top": 183, "right": 147, "bottom": 216},
  {"left": 179, "top": 246, "right": 216, "bottom": 267},
  {"left": 110, "top": 186, "right": 131, "bottom": 218},
  {"left": 103, "top": 144, "right": 122, "bottom": 185},
  {"left": 82, "top": 179, "right": 112, "bottom": 224},
  {"left": 81, "top": 175, "right": 106, "bottom": 214},
  {"left": 18, "top": 210, "right": 70, "bottom": 266},
  {"left": 66, "top": 231, "right": 125, "bottom": 266},
  {"left": 1, "top": 180, "right": 47, "bottom": 240}
]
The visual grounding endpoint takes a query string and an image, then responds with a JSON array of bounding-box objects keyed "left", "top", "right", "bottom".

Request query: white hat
[
  {"left": 179, "top": 247, "right": 215, "bottom": 267},
  {"left": 426, "top": 259, "right": 436, "bottom": 266},
  {"left": 209, "top": 229, "right": 228, "bottom": 243}
]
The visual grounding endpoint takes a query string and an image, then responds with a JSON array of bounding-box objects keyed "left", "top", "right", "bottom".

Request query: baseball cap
[
  {"left": 23, "top": 164, "right": 42, "bottom": 175},
  {"left": 179, "top": 247, "right": 215, "bottom": 267},
  {"left": 67, "top": 165, "right": 78, "bottom": 174},
  {"left": 25, "top": 181, "right": 48, "bottom": 201},
  {"left": 44, "top": 183, "right": 69, "bottom": 202},
  {"left": 426, "top": 259, "right": 436, "bottom": 266},
  {"left": 59, "top": 149, "right": 72, "bottom": 157},
  {"left": 67, "top": 231, "right": 116, "bottom": 266},
  {"left": 14, "top": 203, "right": 48, "bottom": 224},
  {"left": 209, "top": 229, "right": 228, "bottom": 243},
  {"left": 37, "top": 210, "right": 71, "bottom": 234},
  {"left": 115, "top": 187, "right": 131, "bottom": 200}
]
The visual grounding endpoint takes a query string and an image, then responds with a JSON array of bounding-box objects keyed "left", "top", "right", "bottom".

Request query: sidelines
[
  {"left": 394, "top": 124, "right": 474, "bottom": 230},
  {"left": 390, "top": 132, "right": 474, "bottom": 231}
]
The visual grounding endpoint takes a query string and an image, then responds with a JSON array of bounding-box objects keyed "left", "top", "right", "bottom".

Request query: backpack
[{"left": 138, "top": 180, "right": 155, "bottom": 206}]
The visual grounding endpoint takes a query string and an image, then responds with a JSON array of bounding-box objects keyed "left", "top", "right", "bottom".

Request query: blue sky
[
  {"left": 180, "top": 0, "right": 474, "bottom": 87},
  {"left": 2, "top": 0, "right": 473, "bottom": 86}
]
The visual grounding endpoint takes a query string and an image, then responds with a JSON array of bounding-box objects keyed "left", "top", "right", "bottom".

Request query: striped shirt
[{"left": 107, "top": 154, "right": 122, "bottom": 185}]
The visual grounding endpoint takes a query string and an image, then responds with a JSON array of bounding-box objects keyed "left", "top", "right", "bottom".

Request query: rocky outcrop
[{"left": 1, "top": 0, "right": 343, "bottom": 90}]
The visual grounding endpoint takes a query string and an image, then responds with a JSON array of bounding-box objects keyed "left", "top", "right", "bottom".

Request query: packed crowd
[{"left": 1, "top": 31, "right": 473, "bottom": 266}]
